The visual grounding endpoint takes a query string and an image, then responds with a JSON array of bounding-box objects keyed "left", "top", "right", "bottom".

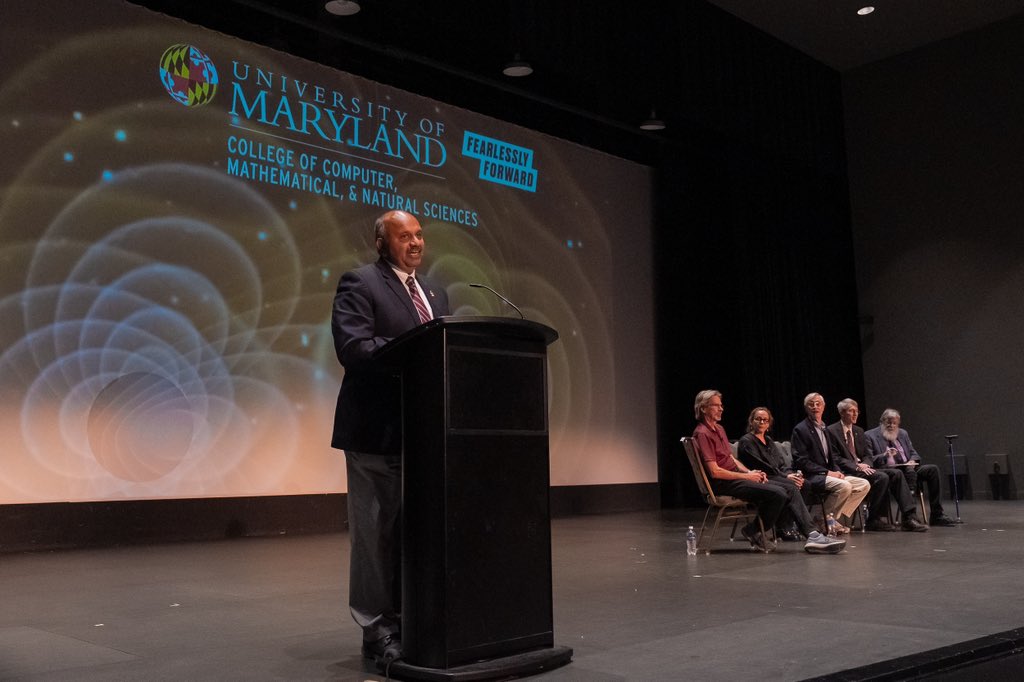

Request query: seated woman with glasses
[{"left": 736, "top": 406, "right": 845, "bottom": 554}]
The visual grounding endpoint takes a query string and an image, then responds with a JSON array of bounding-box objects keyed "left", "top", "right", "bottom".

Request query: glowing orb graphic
[{"left": 159, "top": 44, "right": 218, "bottom": 106}]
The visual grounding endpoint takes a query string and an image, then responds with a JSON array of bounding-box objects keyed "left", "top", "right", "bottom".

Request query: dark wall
[{"left": 844, "top": 14, "right": 1024, "bottom": 499}]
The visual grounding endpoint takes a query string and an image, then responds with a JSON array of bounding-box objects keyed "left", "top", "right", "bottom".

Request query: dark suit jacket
[
  {"left": 791, "top": 417, "right": 859, "bottom": 492},
  {"left": 330, "top": 257, "right": 450, "bottom": 454},
  {"left": 863, "top": 427, "right": 922, "bottom": 467},
  {"left": 826, "top": 421, "right": 871, "bottom": 467}
]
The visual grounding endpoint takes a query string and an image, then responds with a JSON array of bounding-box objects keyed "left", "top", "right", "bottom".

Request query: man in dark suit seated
[
  {"left": 864, "top": 408, "right": 958, "bottom": 527},
  {"left": 828, "top": 398, "right": 926, "bottom": 532},
  {"left": 791, "top": 392, "right": 870, "bottom": 534},
  {"left": 331, "top": 210, "right": 452, "bottom": 663}
]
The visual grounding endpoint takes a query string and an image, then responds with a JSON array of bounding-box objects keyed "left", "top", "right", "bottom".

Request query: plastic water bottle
[
  {"left": 686, "top": 526, "right": 698, "bottom": 556},
  {"left": 861, "top": 504, "right": 869, "bottom": 533},
  {"left": 826, "top": 513, "right": 837, "bottom": 537}
]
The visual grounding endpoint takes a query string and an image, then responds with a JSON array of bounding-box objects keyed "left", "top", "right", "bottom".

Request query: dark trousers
[
  {"left": 345, "top": 451, "right": 402, "bottom": 643},
  {"left": 713, "top": 478, "right": 788, "bottom": 533},
  {"left": 875, "top": 467, "right": 918, "bottom": 517},
  {"left": 861, "top": 470, "right": 891, "bottom": 521},
  {"left": 899, "top": 463, "right": 946, "bottom": 517},
  {"left": 766, "top": 475, "right": 816, "bottom": 536}
]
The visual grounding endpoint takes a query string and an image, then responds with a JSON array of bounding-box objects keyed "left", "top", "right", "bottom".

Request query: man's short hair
[
  {"left": 694, "top": 389, "right": 721, "bottom": 421},
  {"left": 803, "top": 392, "right": 823, "bottom": 409},
  {"left": 837, "top": 398, "right": 859, "bottom": 414}
]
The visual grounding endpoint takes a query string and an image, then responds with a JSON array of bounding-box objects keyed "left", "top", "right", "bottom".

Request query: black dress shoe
[
  {"left": 901, "top": 517, "right": 928, "bottom": 532},
  {"left": 741, "top": 524, "right": 772, "bottom": 552},
  {"left": 362, "top": 633, "right": 402, "bottom": 662},
  {"left": 930, "top": 514, "right": 958, "bottom": 527},
  {"left": 777, "top": 528, "right": 802, "bottom": 542}
]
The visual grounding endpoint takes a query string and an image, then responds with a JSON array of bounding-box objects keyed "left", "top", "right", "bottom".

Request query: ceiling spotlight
[
  {"left": 857, "top": 6, "right": 875, "bottom": 15},
  {"left": 502, "top": 54, "right": 533, "bottom": 77},
  {"left": 325, "top": 0, "right": 361, "bottom": 16},
  {"left": 639, "top": 109, "right": 665, "bottom": 131}
]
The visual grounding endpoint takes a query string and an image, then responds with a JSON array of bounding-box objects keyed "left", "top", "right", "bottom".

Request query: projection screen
[{"left": 0, "top": 0, "right": 656, "bottom": 503}]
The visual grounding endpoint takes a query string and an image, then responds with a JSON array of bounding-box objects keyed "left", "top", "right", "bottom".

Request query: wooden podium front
[{"left": 373, "top": 316, "right": 571, "bottom": 680}]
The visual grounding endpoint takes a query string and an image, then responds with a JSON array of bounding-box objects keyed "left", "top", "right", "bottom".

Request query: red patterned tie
[
  {"left": 846, "top": 429, "right": 855, "bottom": 455},
  {"left": 406, "top": 275, "right": 431, "bottom": 324}
]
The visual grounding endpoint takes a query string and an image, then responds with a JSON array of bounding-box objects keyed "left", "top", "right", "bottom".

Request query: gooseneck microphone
[{"left": 469, "top": 283, "right": 525, "bottom": 319}]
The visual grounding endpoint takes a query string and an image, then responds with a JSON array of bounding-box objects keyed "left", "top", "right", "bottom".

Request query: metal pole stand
[{"left": 945, "top": 434, "right": 965, "bottom": 523}]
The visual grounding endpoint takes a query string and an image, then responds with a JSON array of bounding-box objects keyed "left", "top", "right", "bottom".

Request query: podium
[{"left": 373, "top": 316, "right": 572, "bottom": 680}]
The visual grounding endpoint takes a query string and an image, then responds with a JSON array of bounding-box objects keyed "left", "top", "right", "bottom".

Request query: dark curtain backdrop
[{"left": 654, "top": 123, "right": 863, "bottom": 510}]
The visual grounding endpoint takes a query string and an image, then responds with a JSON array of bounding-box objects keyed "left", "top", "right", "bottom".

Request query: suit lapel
[
  {"left": 850, "top": 427, "right": 863, "bottom": 462},
  {"left": 813, "top": 421, "right": 832, "bottom": 467},
  {"left": 898, "top": 431, "right": 912, "bottom": 459},
  {"left": 376, "top": 259, "right": 420, "bottom": 324}
]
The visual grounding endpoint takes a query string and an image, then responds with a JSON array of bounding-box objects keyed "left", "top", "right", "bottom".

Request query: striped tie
[{"left": 406, "top": 275, "right": 431, "bottom": 324}]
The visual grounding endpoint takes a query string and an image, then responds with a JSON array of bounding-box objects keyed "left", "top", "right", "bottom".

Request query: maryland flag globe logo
[{"left": 159, "top": 44, "right": 218, "bottom": 106}]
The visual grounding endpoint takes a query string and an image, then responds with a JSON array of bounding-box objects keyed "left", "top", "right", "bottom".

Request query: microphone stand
[
  {"left": 468, "top": 283, "right": 525, "bottom": 319},
  {"left": 944, "top": 435, "right": 965, "bottom": 523}
]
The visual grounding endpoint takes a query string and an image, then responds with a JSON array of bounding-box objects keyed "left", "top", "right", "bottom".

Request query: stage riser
[{"left": 0, "top": 483, "right": 659, "bottom": 553}]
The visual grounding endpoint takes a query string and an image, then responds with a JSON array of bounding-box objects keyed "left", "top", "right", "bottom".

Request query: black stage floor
[{"left": 2, "top": 501, "right": 1023, "bottom": 680}]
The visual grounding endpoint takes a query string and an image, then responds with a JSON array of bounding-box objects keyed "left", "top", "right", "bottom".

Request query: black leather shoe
[
  {"left": 865, "top": 519, "right": 897, "bottom": 532},
  {"left": 776, "top": 527, "right": 802, "bottom": 542},
  {"left": 362, "top": 633, "right": 402, "bottom": 662},
  {"left": 741, "top": 524, "right": 772, "bottom": 552},
  {"left": 930, "top": 514, "right": 958, "bottom": 527},
  {"left": 901, "top": 517, "right": 928, "bottom": 532}
]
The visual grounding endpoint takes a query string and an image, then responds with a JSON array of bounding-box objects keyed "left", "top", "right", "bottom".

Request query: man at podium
[{"left": 330, "top": 210, "right": 451, "bottom": 663}]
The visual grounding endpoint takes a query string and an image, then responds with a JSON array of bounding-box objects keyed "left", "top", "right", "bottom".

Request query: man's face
[
  {"left": 703, "top": 396, "right": 724, "bottom": 423},
  {"left": 381, "top": 212, "right": 424, "bottom": 273},
  {"left": 806, "top": 395, "right": 825, "bottom": 422},
  {"left": 882, "top": 414, "right": 900, "bottom": 435},
  {"left": 840, "top": 405, "right": 859, "bottom": 426}
]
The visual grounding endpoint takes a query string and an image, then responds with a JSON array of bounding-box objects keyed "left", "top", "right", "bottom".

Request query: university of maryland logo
[{"left": 159, "top": 44, "right": 218, "bottom": 106}]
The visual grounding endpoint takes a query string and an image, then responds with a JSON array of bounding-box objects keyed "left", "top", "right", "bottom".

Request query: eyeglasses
[{"left": 752, "top": 417, "right": 770, "bottom": 423}]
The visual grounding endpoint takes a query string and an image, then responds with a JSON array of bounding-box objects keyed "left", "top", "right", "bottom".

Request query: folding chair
[{"left": 681, "top": 437, "right": 767, "bottom": 554}]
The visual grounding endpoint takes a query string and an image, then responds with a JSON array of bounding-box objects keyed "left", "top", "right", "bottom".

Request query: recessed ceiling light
[
  {"left": 857, "top": 6, "right": 875, "bottom": 16},
  {"left": 325, "top": 0, "right": 360, "bottom": 16}
]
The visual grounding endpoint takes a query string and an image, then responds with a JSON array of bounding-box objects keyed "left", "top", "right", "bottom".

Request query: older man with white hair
[{"left": 864, "top": 409, "right": 957, "bottom": 527}]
